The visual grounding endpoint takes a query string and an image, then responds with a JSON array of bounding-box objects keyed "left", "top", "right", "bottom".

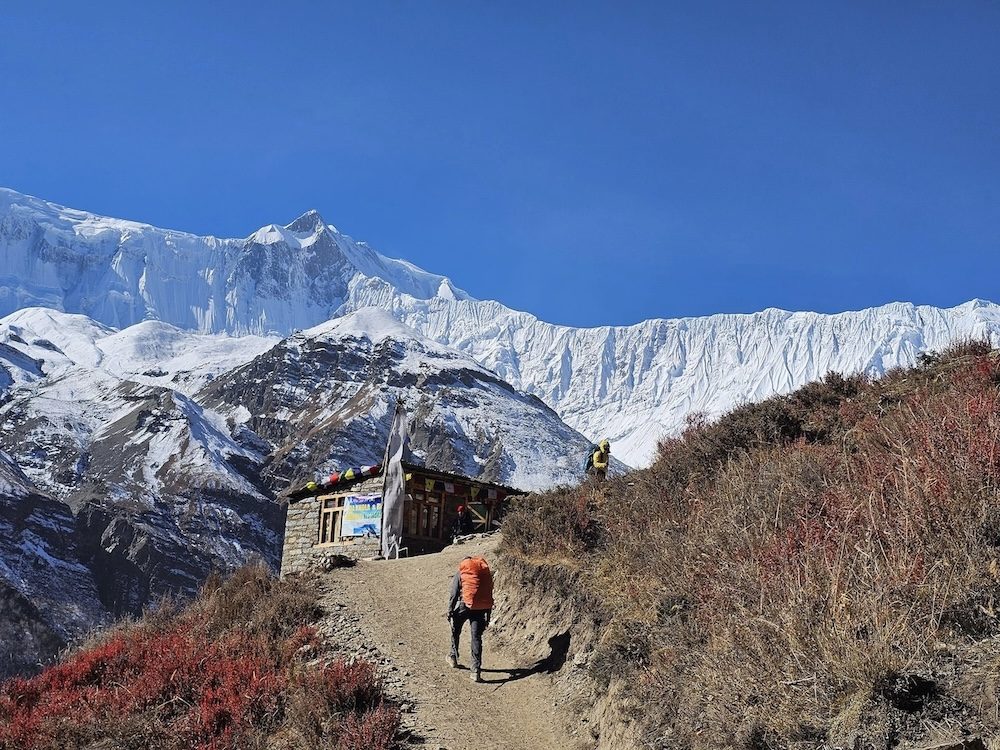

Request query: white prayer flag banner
[{"left": 381, "top": 402, "right": 409, "bottom": 558}]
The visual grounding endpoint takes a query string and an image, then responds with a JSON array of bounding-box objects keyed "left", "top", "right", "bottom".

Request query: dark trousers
[{"left": 450, "top": 607, "right": 488, "bottom": 671}]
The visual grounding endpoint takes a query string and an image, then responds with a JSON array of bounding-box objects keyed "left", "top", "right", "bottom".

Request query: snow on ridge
[
  {"left": 96, "top": 320, "right": 279, "bottom": 389},
  {"left": 250, "top": 224, "right": 299, "bottom": 247},
  {"left": 251, "top": 210, "right": 330, "bottom": 249},
  {"left": 329, "top": 232, "right": 472, "bottom": 304},
  {"left": 300, "top": 307, "right": 419, "bottom": 343},
  {"left": 0, "top": 187, "right": 219, "bottom": 243},
  {"left": 297, "top": 307, "right": 492, "bottom": 376},
  {"left": 0, "top": 308, "right": 278, "bottom": 393},
  {"left": 0, "top": 307, "right": 112, "bottom": 371}
]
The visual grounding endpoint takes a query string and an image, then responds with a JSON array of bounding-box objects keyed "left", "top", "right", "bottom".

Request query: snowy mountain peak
[
  {"left": 300, "top": 307, "right": 420, "bottom": 344},
  {"left": 0, "top": 188, "right": 475, "bottom": 333},
  {"left": 284, "top": 209, "right": 328, "bottom": 235},
  {"left": 248, "top": 209, "right": 333, "bottom": 248},
  {"left": 960, "top": 298, "right": 990, "bottom": 311}
]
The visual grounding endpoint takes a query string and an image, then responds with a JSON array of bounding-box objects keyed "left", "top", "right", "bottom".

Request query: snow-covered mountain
[
  {"left": 0, "top": 308, "right": 286, "bottom": 673},
  {"left": 198, "top": 308, "right": 600, "bottom": 492},
  {"left": 3, "top": 187, "right": 998, "bottom": 466},
  {"left": 0, "top": 187, "right": 465, "bottom": 335},
  {"left": 382, "top": 297, "right": 1000, "bottom": 464}
]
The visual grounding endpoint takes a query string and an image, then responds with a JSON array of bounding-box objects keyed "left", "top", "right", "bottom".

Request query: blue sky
[{"left": 1, "top": 1, "right": 997, "bottom": 327}]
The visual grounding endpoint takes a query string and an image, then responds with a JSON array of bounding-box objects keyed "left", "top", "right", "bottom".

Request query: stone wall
[{"left": 280, "top": 477, "right": 384, "bottom": 577}]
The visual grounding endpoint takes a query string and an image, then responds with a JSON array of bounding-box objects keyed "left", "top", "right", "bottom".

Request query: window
[
  {"left": 318, "top": 496, "right": 345, "bottom": 545},
  {"left": 429, "top": 504, "right": 440, "bottom": 538},
  {"left": 403, "top": 488, "right": 445, "bottom": 539},
  {"left": 405, "top": 502, "right": 417, "bottom": 536}
]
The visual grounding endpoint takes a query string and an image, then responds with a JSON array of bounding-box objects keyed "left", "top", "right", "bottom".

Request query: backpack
[
  {"left": 584, "top": 445, "right": 597, "bottom": 472},
  {"left": 458, "top": 556, "right": 494, "bottom": 610}
]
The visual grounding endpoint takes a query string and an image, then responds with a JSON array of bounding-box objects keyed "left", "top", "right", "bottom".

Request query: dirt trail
[{"left": 317, "top": 536, "right": 576, "bottom": 750}]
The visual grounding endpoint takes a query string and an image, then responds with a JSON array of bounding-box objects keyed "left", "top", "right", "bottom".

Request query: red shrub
[
  {"left": 280, "top": 625, "right": 322, "bottom": 662},
  {"left": 335, "top": 704, "right": 401, "bottom": 750},
  {"left": 0, "top": 571, "right": 398, "bottom": 750}
]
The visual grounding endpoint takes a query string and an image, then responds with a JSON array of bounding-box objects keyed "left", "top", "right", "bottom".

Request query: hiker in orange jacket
[{"left": 446, "top": 555, "right": 494, "bottom": 683}]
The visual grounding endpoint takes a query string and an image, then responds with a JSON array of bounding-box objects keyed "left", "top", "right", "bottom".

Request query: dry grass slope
[
  {"left": 0, "top": 566, "right": 400, "bottom": 750},
  {"left": 503, "top": 340, "right": 1000, "bottom": 749}
]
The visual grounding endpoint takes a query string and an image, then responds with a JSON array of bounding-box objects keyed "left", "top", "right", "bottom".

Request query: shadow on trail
[{"left": 481, "top": 631, "right": 571, "bottom": 686}]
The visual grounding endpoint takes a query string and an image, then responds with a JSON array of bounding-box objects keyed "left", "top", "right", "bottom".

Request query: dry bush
[
  {"left": 192, "top": 563, "right": 324, "bottom": 641},
  {"left": 504, "top": 347, "right": 1000, "bottom": 748},
  {"left": 283, "top": 659, "right": 399, "bottom": 750},
  {"left": 502, "top": 483, "right": 604, "bottom": 564}
]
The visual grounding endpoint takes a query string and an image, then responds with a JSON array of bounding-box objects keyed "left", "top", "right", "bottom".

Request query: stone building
[{"left": 280, "top": 462, "right": 519, "bottom": 577}]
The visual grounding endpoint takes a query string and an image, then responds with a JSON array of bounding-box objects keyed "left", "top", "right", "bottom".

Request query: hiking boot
[
  {"left": 446, "top": 654, "right": 458, "bottom": 669},
  {"left": 470, "top": 670, "right": 482, "bottom": 683}
]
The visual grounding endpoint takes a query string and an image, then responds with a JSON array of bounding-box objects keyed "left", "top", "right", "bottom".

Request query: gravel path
[{"left": 315, "top": 536, "right": 574, "bottom": 750}]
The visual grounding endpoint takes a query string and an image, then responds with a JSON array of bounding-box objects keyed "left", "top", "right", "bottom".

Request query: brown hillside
[{"left": 502, "top": 340, "right": 1000, "bottom": 749}]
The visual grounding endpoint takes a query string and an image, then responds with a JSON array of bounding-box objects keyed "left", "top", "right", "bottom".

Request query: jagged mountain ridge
[
  {"left": 0, "top": 188, "right": 465, "bottom": 335},
  {"left": 379, "top": 297, "right": 1000, "bottom": 464},
  {"left": 3, "top": 188, "right": 998, "bottom": 466}
]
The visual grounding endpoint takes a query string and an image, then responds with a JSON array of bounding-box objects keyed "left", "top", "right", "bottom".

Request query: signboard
[{"left": 342, "top": 494, "right": 383, "bottom": 537}]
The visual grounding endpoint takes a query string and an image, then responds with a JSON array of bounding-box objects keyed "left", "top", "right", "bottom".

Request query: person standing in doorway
[
  {"left": 450, "top": 504, "right": 474, "bottom": 540},
  {"left": 446, "top": 555, "right": 494, "bottom": 682}
]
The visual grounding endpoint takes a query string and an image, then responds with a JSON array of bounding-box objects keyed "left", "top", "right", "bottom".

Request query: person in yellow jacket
[{"left": 585, "top": 439, "right": 611, "bottom": 481}]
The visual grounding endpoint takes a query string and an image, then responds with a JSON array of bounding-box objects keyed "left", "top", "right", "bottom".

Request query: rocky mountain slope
[
  {"left": 3, "top": 187, "right": 998, "bottom": 466},
  {"left": 0, "top": 449, "right": 109, "bottom": 677},
  {"left": 199, "top": 308, "right": 594, "bottom": 492}
]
